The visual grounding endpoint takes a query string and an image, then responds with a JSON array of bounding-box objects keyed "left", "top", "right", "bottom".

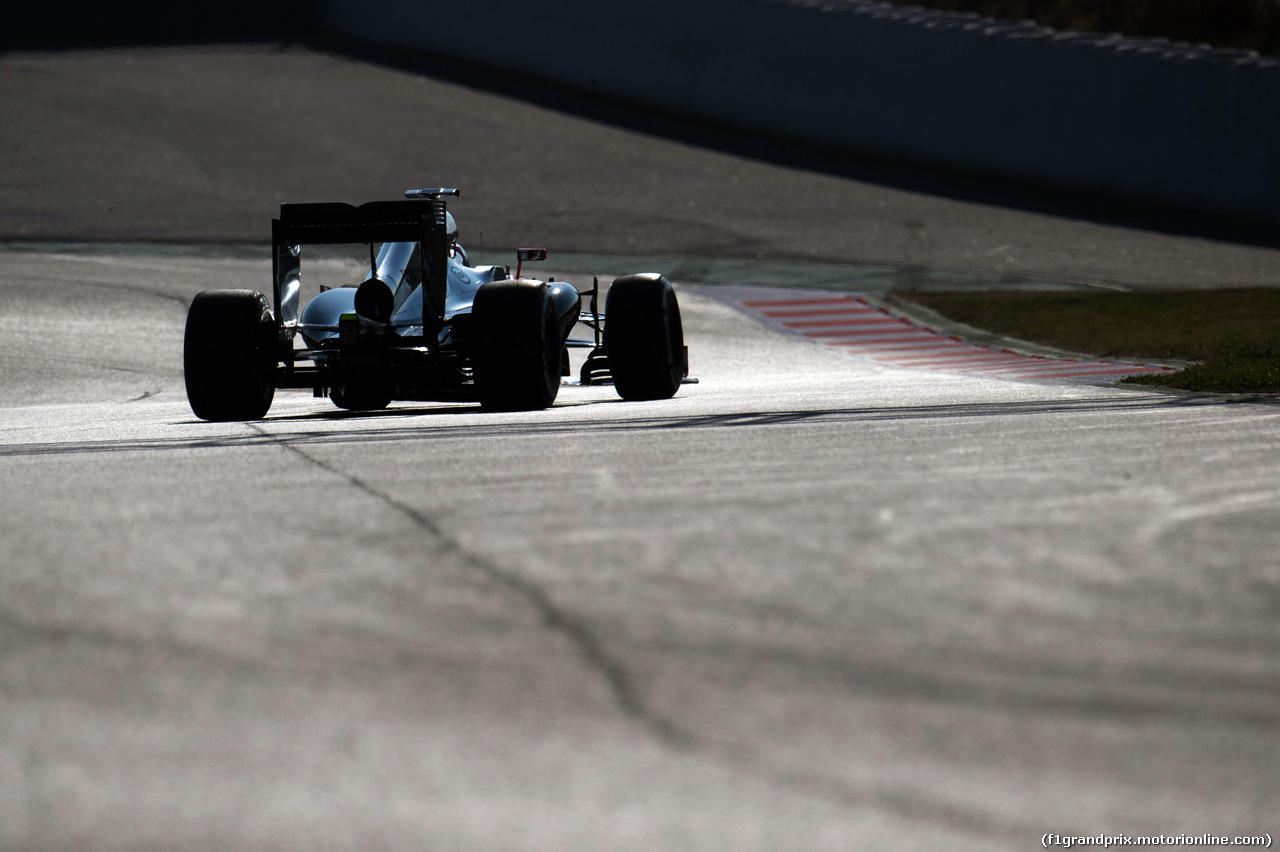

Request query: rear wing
[{"left": 271, "top": 197, "right": 453, "bottom": 335}]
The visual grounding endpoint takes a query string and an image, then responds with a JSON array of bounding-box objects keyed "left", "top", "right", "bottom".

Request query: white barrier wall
[{"left": 323, "top": 0, "right": 1280, "bottom": 223}]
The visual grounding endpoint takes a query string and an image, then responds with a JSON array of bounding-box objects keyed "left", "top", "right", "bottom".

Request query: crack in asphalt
[
  {"left": 10, "top": 399, "right": 1265, "bottom": 841},
  {"left": 0, "top": 398, "right": 1050, "bottom": 845},
  {"left": 246, "top": 421, "right": 694, "bottom": 750},
  {"left": 244, "top": 419, "right": 1042, "bottom": 845}
]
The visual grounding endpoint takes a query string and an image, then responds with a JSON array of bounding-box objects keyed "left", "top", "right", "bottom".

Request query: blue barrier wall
[{"left": 323, "top": 0, "right": 1280, "bottom": 222}]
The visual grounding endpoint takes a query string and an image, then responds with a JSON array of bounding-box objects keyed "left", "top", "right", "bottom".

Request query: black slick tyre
[
  {"left": 472, "top": 280, "right": 561, "bottom": 411},
  {"left": 183, "top": 290, "right": 278, "bottom": 421},
  {"left": 604, "top": 273, "right": 684, "bottom": 401}
]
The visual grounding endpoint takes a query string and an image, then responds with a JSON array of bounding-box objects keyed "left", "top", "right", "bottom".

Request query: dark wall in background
[
  {"left": 5, "top": 1, "right": 323, "bottom": 50},
  {"left": 323, "top": 0, "right": 1280, "bottom": 224}
]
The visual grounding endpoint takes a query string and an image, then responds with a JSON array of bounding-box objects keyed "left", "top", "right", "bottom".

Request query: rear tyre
[
  {"left": 604, "top": 273, "right": 684, "bottom": 401},
  {"left": 184, "top": 290, "right": 277, "bottom": 421},
  {"left": 472, "top": 280, "right": 561, "bottom": 411}
]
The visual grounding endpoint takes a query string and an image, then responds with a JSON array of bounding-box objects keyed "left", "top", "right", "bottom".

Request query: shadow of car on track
[{"left": 2, "top": 392, "right": 1261, "bottom": 462}]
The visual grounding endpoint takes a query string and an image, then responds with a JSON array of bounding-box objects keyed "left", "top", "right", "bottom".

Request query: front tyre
[
  {"left": 184, "top": 290, "right": 277, "bottom": 421},
  {"left": 604, "top": 273, "right": 684, "bottom": 401},
  {"left": 472, "top": 280, "right": 561, "bottom": 411}
]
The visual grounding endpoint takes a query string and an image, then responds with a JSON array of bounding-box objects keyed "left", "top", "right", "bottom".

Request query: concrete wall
[
  {"left": 323, "top": 0, "right": 1280, "bottom": 222},
  {"left": 5, "top": 1, "right": 322, "bottom": 50}
]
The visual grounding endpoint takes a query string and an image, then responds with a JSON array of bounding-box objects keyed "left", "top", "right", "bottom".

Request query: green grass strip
[{"left": 898, "top": 288, "right": 1280, "bottom": 393}]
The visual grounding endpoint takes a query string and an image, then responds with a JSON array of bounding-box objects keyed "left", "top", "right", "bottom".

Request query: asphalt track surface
[
  {"left": 2, "top": 45, "right": 1279, "bottom": 851},
  {"left": 6, "top": 43, "right": 1280, "bottom": 288}
]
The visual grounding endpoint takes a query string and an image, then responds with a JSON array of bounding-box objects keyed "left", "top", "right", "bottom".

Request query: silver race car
[{"left": 183, "top": 188, "right": 688, "bottom": 420}]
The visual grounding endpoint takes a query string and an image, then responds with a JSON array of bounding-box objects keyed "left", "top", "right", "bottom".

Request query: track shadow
[
  {"left": 0, "top": 392, "right": 1261, "bottom": 459},
  {"left": 7, "top": 4, "right": 1280, "bottom": 251},
  {"left": 301, "top": 31, "right": 1280, "bottom": 252},
  {"left": 264, "top": 403, "right": 488, "bottom": 423}
]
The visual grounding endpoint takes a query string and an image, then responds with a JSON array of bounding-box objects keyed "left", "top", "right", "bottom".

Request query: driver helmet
[{"left": 445, "top": 212, "right": 458, "bottom": 242}]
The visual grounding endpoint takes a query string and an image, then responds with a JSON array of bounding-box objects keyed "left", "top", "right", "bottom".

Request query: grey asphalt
[
  {"left": 1, "top": 44, "right": 1278, "bottom": 851},
  {"left": 5, "top": 44, "right": 1280, "bottom": 289}
]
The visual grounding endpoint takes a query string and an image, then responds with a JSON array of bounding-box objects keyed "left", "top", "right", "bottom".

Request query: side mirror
[{"left": 515, "top": 247, "right": 547, "bottom": 279}]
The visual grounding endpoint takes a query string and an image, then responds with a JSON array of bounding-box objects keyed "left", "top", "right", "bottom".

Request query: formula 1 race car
[{"left": 183, "top": 188, "right": 689, "bottom": 421}]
